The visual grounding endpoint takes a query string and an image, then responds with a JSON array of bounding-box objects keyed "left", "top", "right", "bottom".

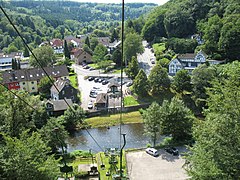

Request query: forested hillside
[
  {"left": 142, "top": 0, "right": 240, "bottom": 61},
  {"left": 0, "top": 1, "right": 156, "bottom": 51}
]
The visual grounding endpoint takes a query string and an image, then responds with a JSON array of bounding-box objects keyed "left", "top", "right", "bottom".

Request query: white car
[
  {"left": 146, "top": 148, "right": 159, "bottom": 157},
  {"left": 88, "top": 101, "right": 93, "bottom": 109}
]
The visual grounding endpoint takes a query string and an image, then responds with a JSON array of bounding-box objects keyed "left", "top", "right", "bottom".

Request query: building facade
[{"left": 2, "top": 65, "right": 69, "bottom": 93}]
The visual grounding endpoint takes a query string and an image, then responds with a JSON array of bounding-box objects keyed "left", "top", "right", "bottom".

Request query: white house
[{"left": 169, "top": 51, "right": 207, "bottom": 76}]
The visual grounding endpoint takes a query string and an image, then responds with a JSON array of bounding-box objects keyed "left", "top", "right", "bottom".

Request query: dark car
[
  {"left": 164, "top": 147, "right": 179, "bottom": 156},
  {"left": 102, "top": 80, "right": 109, "bottom": 85},
  {"left": 88, "top": 77, "right": 94, "bottom": 81},
  {"left": 94, "top": 78, "right": 99, "bottom": 83}
]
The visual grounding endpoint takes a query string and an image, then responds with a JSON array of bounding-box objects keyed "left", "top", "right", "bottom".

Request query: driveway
[{"left": 126, "top": 148, "right": 190, "bottom": 180}]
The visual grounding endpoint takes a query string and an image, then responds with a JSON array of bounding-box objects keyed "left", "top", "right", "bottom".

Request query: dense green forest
[
  {"left": 141, "top": 0, "right": 240, "bottom": 61},
  {"left": 0, "top": 1, "right": 156, "bottom": 50}
]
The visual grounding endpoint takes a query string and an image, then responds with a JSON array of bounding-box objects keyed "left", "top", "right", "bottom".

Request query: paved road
[
  {"left": 137, "top": 42, "right": 156, "bottom": 76},
  {"left": 126, "top": 148, "right": 190, "bottom": 180}
]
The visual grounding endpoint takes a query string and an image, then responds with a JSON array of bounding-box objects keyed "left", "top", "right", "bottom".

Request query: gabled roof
[
  {"left": 50, "top": 39, "right": 63, "bottom": 47},
  {"left": 46, "top": 99, "right": 73, "bottom": 111},
  {"left": 95, "top": 93, "right": 107, "bottom": 104},
  {"left": 51, "top": 79, "right": 71, "bottom": 93},
  {"left": 2, "top": 65, "right": 68, "bottom": 84},
  {"left": 108, "top": 81, "right": 120, "bottom": 88}
]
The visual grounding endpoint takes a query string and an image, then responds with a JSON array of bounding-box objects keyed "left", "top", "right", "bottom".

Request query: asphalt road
[
  {"left": 126, "top": 148, "right": 190, "bottom": 180},
  {"left": 137, "top": 42, "right": 156, "bottom": 76}
]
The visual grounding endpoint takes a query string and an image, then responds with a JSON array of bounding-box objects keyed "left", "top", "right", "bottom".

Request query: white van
[{"left": 146, "top": 148, "right": 159, "bottom": 157}]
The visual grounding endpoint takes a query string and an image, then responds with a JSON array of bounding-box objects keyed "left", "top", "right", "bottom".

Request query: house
[
  {"left": 51, "top": 79, "right": 78, "bottom": 103},
  {"left": 71, "top": 48, "right": 92, "bottom": 65},
  {"left": 98, "top": 37, "right": 110, "bottom": 47},
  {"left": 50, "top": 39, "right": 64, "bottom": 54},
  {"left": 0, "top": 52, "right": 24, "bottom": 71},
  {"left": 95, "top": 93, "right": 108, "bottom": 110},
  {"left": 2, "top": 65, "right": 69, "bottom": 93},
  {"left": 169, "top": 51, "right": 207, "bottom": 76},
  {"left": 65, "top": 35, "right": 84, "bottom": 48},
  {"left": 46, "top": 99, "right": 73, "bottom": 116},
  {"left": 108, "top": 40, "right": 121, "bottom": 54}
]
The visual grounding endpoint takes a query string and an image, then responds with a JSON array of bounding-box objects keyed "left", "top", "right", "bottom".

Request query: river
[{"left": 66, "top": 123, "right": 164, "bottom": 153}]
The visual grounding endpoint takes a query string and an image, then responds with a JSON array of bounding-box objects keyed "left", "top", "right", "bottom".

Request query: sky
[{"left": 71, "top": 0, "right": 169, "bottom": 6}]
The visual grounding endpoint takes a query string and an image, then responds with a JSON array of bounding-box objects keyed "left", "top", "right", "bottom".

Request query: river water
[{"left": 66, "top": 123, "right": 164, "bottom": 153}]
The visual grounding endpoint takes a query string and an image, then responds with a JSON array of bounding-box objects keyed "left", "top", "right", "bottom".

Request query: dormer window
[
  {"left": 21, "top": 76, "right": 24, "bottom": 79},
  {"left": 30, "top": 75, "right": 33, "bottom": 77}
]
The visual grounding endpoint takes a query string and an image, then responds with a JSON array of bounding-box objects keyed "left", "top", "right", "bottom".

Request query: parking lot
[
  {"left": 126, "top": 147, "right": 190, "bottom": 180},
  {"left": 74, "top": 65, "right": 132, "bottom": 110}
]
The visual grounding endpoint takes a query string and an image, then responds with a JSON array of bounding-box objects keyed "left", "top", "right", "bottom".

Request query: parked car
[
  {"left": 146, "top": 148, "right": 159, "bottom": 157},
  {"left": 164, "top": 147, "right": 179, "bottom": 156},
  {"left": 89, "top": 93, "right": 97, "bottom": 98},
  {"left": 102, "top": 80, "right": 109, "bottom": 85},
  {"left": 88, "top": 77, "right": 94, "bottom": 81},
  {"left": 88, "top": 101, "right": 93, "bottom": 109},
  {"left": 89, "top": 67, "right": 95, "bottom": 71},
  {"left": 94, "top": 78, "right": 99, "bottom": 82},
  {"left": 126, "top": 82, "right": 133, "bottom": 87},
  {"left": 93, "top": 87, "right": 101, "bottom": 90}
]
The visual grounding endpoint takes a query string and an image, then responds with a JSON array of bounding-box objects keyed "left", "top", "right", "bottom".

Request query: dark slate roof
[
  {"left": 47, "top": 99, "right": 73, "bottom": 111},
  {"left": 51, "top": 79, "right": 71, "bottom": 93},
  {"left": 2, "top": 65, "right": 68, "bottom": 84},
  {"left": 177, "top": 53, "right": 196, "bottom": 59}
]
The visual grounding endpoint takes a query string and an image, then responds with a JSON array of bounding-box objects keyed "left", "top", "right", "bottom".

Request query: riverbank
[{"left": 84, "top": 111, "right": 143, "bottom": 128}]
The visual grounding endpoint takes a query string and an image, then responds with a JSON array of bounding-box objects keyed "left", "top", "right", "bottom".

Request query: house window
[
  {"left": 71, "top": 96, "right": 74, "bottom": 100},
  {"left": 31, "top": 82, "right": 34, "bottom": 84},
  {"left": 32, "top": 87, "right": 35, "bottom": 90},
  {"left": 84, "top": 56, "right": 86, "bottom": 58},
  {"left": 62, "top": 90, "right": 64, "bottom": 95},
  {"left": 23, "top": 82, "right": 25, "bottom": 85},
  {"left": 188, "top": 62, "right": 191, "bottom": 67},
  {"left": 15, "top": 83, "right": 19, "bottom": 86}
]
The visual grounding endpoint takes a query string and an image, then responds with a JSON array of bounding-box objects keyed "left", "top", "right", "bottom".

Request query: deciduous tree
[
  {"left": 30, "top": 46, "right": 55, "bottom": 67},
  {"left": 125, "top": 56, "right": 139, "bottom": 80},
  {"left": 133, "top": 69, "right": 148, "bottom": 97},
  {"left": 142, "top": 102, "right": 161, "bottom": 147},
  {"left": 148, "top": 63, "right": 170, "bottom": 95}
]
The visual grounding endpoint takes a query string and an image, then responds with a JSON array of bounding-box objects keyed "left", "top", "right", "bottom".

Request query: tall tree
[
  {"left": 133, "top": 69, "right": 149, "bottom": 97},
  {"left": 125, "top": 56, "right": 139, "bottom": 80},
  {"left": 172, "top": 69, "right": 192, "bottom": 94},
  {"left": 62, "top": 104, "right": 85, "bottom": 132},
  {"left": 160, "top": 97, "right": 194, "bottom": 141},
  {"left": 187, "top": 61, "right": 240, "bottom": 179},
  {"left": 142, "top": 102, "right": 162, "bottom": 147},
  {"left": 191, "top": 64, "right": 217, "bottom": 111},
  {"left": 23, "top": 47, "right": 30, "bottom": 57},
  {"left": 92, "top": 44, "right": 108, "bottom": 63},
  {"left": 123, "top": 32, "right": 144, "bottom": 62},
  {"left": 64, "top": 40, "right": 70, "bottom": 59},
  {"left": 29, "top": 46, "right": 55, "bottom": 67},
  {"left": 148, "top": 63, "right": 170, "bottom": 95},
  {"left": 112, "top": 49, "right": 122, "bottom": 66},
  {"left": 84, "top": 36, "right": 90, "bottom": 48}
]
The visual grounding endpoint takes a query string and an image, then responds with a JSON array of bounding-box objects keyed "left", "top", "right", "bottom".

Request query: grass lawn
[
  {"left": 124, "top": 96, "right": 140, "bottom": 106},
  {"left": 69, "top": 74, "right": 78, "bottom": 89},
  {"left": 67, "top": 151, "right": 128, "bottom": 179},
  {"left": 85, "top": 111, "right": 143, "bottom": 128},
  {"left": 96, "top": 151, "right": 127, "bottom": 179}
]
